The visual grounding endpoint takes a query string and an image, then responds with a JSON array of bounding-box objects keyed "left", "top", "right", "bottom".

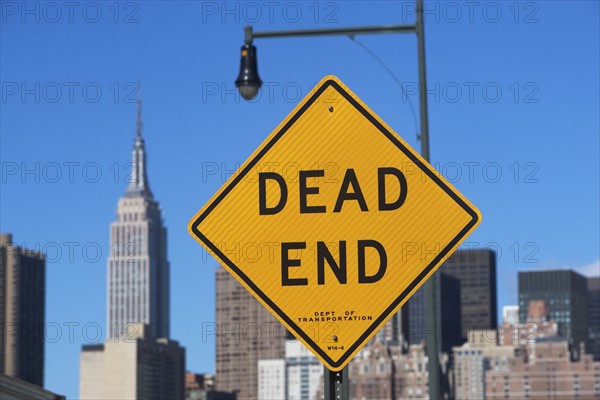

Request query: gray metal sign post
[{"left": 324, "top": 367, "right": 349, "bottom": 400}]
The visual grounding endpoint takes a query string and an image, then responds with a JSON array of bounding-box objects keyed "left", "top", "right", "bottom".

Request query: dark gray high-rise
[
  {"left": 405, "top": 273, "right": 441, "bottom": 347},
  {"left": 441, "top": 248, "right": 497, "bottom": 340},
  {"left": 587, "top": 276, "right": 600, "bottom": 360},
  {"left": 404, "top": 271, "right": 462, "bottom": 353},
  {"left": 440, "top": 272, "right": 462, "bottom": 353},
  {"left": 0, "top": 233, "right": 45, "bottom": 386},
  {"left": 518, "top": 270, "right": 588, "bottom": 357},
  {"left": 405, "top": 249, "right": 497, "bottom": 348}
]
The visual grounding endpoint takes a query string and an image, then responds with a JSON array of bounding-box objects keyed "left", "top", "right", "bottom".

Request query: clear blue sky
[{"left": 1, "top": 1, "right": 598, "bottom": 398}]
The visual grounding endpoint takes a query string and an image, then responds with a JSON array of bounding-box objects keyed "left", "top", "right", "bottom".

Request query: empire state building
[
  {"left": 107, "top": 100, "right": 170, "bottom": 339},
  {"left": 80, "top": 101, "right": 183, "bottom": 400}
]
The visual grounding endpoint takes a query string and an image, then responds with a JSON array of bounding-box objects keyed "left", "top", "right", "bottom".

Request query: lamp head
[{"left": 235, "top": 43, "right": 262, "bottom": 100}]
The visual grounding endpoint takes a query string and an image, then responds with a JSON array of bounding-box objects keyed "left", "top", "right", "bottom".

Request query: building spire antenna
[
  {"left": 136, "top": 82, "right": 143, "bottom": 138},
  {"left": 126, "top": 81, "right": 152, "bottom": 199}
]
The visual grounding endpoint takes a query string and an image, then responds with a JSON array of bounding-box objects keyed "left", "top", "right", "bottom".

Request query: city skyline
[{"left": 1, "top": 1, "right": 598, "bottom": 398}]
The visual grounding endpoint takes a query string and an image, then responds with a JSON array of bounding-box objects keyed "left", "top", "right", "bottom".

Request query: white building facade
[
  {"left": 257, "top": 340, "right": 323, "bottom": 400},
  {"left": 502, "top": 305, "right": 519, "bottom": 325},
  {"left": 285, "top": 341, "right": 322, "bottom": 400},
  {"left": 257, "top": 359, "right": 285, "bottom": 400}
]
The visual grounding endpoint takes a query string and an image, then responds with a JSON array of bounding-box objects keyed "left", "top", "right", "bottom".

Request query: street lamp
[
  {"left": 234, "top": 1, "right": 440, "bottom": 398},
  {"left": 235, "top": 40, "right": 262, "bottom": 100}
]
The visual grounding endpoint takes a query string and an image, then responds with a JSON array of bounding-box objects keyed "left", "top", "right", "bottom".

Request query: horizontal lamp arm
[{"left": 245, "top": 24, "right": 417, "bottom": 44}]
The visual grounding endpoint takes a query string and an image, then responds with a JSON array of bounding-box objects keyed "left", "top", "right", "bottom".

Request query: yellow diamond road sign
[{"left": 189, "top": 75, "right": 481, "bottom": 371}]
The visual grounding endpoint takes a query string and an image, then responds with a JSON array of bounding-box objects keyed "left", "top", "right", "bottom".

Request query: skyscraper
[
  {"left": 404, "top": 272, "right": 461, "bottom": 352},
  {"left": 405, "top": 272, "right": 441, "bottom": 347},
  {"left": 284, "top": 340, "right": 322, "bottom": 400},
  {"left": 441, "top": 248, "right": 498, "bottom": 339},
  {"left": 402, "top": 272, "right": 460, "bottom": 398},
  {"left": 440, "top": 272, "right": 462, "bottom": 353},
  {"left": 106, "top": 100, "right": 170, "bottom": 340},
  {"left": 0, "top": 233, "right": 45, "bottom": 386},
  {"left": 404, "top": 249, "right": 496, "bottom": 350},
  {"left": 80, "top": 100, "right": 184, "bottom": 400},
  {"left": 215, "top": 267, "right": 285, "bottom": 399},
  {"left": 587, "top": 277, "right": 600, "bottom": 360},
  {"left": 257, "top": 359, "right": 285, "bottom": 400},
  {"left": 518, "top": 270, "right": 588, "bottom": 357}
]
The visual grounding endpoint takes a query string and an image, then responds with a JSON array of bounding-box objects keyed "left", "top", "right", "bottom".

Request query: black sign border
[{"left": 191, "top": 78, "right": 479, "bottom": 369}]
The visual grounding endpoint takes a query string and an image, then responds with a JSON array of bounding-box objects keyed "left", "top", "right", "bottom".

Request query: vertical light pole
[
  {"left": 234, "top": 1, "right": 440, "bottom": 398},
  {"left": 415, "top": 1, "right": 442, "bottom": 398}
]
